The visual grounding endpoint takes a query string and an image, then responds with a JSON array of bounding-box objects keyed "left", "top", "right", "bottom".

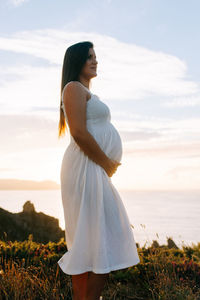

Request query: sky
[{"left": 0, "top": 0, "right": 200, "bottom": 191}]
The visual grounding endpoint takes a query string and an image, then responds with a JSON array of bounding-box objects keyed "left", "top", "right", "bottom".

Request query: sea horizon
[{"left": 0, "top": 189, "right": 199, "bottom": 249}]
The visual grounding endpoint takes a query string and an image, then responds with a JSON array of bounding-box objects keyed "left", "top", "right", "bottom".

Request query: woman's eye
[{"left": 88, "top": 55, "right": 96, "bottom": 60}]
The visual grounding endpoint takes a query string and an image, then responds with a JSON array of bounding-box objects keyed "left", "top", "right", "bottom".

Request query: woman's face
[{"left": 81, "top": 47, "right": 98, "bottom": 79}]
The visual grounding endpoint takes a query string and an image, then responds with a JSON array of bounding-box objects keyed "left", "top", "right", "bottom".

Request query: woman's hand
[{"left": 104, "top": 159, "right": 121, "bottom": 177}]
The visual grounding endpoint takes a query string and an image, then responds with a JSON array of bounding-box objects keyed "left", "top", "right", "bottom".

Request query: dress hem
[{"left": 57, "top": 257, "right": 140, "bottom": 275}]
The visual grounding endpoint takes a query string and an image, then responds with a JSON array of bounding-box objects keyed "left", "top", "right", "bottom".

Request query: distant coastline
[
  {"left": 0, "top": 179, "right": 60, "bottom": 190},
  {"left": 1, "top": 178, "right": 200, "bottom": 191}
]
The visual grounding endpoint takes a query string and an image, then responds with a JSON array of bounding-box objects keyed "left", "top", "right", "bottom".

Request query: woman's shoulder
[
  {"left": 62, "top": 81, "right": 84, "bottom": 98},
  {"left": 62, "top": 81, "right": 91, "bottom": 104},
  {"left": 62, "top": 81, "right": 81, "bottom": 93}
]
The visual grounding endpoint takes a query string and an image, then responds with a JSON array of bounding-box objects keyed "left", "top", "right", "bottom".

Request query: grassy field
[{"left": 0, "top": 234, "right": 200, "bottom": 300}]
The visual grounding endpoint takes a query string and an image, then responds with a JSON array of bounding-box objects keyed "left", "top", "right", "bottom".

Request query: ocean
[{"left": 0, "top": 189, "right": 199, "bottom": 249}]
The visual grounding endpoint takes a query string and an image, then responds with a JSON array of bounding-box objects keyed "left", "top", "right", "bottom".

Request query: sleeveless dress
[{"left": 57, "top": 81, "right": 140, "bottom": 275}]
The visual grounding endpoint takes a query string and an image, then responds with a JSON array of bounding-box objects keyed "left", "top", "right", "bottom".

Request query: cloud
[
  {"left": 166, "top": 165, "right": 200, "bottom": 183},
  {"left": 1, "top": 112, "right": 199, "bottom": 159},
  {"left": 0, "top": 29, "right": 199, "bottom": 107},
  {"left": 0, "top": 64, "right": 60, "bottom": 111},
  {"left": 119, "top": 130, "right": 162, "bottom": 142},
  {"left": 7, "top": 0, "right": 30, "bottom": 7},
  {"left": 0, "top": 111, "right": 199, "bottom": 190},
  {"left": 123, "top": 140, "right": 200, "bottom": 157},
  {"left": 0, "top": 29, "right": 199, "bottom": 189},
  {"left": 163, "top": 95, "right": 200, "bottom": 107}
]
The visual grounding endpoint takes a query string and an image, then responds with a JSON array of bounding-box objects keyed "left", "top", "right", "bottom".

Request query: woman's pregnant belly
[
  {"left": 65, "top": 121, "right": 123, "bottom": 166},
  {"left": 87, "top": 122, "right": 123, "bottom": 163},
  {"left": 61, "top": 122, "right": 122, "bottom": 187}
]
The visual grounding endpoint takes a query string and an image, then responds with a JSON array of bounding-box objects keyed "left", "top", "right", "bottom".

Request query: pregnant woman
[{"left": 58, "top": 41, "right": 140, "bottom": 300}]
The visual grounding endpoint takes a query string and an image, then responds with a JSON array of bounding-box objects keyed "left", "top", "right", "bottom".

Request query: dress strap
[{"left": 78, "top": 82, "right": 91, "bottom": 94}]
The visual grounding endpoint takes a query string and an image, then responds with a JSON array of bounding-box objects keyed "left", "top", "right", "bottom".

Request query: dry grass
[{"left": 0, "top": 234, "right": 200, "bottom": 299}]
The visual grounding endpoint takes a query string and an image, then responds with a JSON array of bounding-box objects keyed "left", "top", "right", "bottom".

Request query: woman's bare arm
[{"left": 62, "top": 81, "right": 111, "bottom": 171}]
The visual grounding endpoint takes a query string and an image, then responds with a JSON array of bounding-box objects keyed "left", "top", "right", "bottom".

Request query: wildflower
[
  {"left": 172, "top": 261, "right": 176, "bottom": 267},
  {"left": 180, "top": 277, "right": 184, "bottom": 281},
  {"left": 189, "top": 260, "right": 193, "bottom": 266}
]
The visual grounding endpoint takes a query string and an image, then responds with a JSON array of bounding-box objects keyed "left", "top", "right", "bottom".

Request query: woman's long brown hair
[{"left": 58, "top": 41, "right": 94, "bottom": 138}]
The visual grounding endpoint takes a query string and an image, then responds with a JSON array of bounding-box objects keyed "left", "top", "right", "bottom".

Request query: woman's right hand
[{"left": 104, "top": 158, "right": 121, "bottom": 177}]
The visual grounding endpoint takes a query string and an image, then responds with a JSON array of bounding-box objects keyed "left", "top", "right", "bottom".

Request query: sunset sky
[{"left": 0, "top": 0, "right": 200, "bottom": 191}]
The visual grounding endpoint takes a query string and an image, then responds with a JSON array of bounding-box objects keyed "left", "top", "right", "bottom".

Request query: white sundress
[{"left": 57, "top": 81, "right": 140, "bottom": 275}]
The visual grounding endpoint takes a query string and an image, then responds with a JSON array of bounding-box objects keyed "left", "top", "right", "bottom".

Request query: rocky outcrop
[
  {"left": 0, "top": 201, "right": 65, "bottom": 243},
  {"left": 23, "top": 201, "right": 35, "bottom": 213}
]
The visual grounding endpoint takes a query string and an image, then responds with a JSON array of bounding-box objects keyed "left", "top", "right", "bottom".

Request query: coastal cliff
[{"left": 0, "top": 201, "right": 65, "bottom": 243}]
